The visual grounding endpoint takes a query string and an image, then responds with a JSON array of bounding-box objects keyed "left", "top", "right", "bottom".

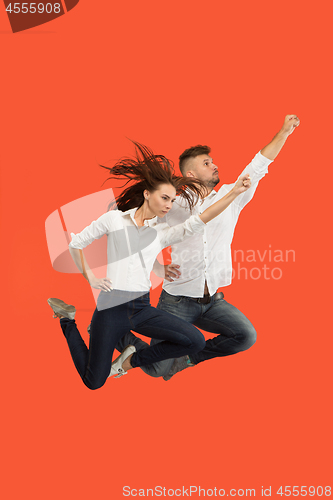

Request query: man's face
[{"left": 185, "top": 154, "right": 219, "bottom": 188}]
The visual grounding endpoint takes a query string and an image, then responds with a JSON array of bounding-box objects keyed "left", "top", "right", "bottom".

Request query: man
[{"left": 116, "top": 114, "right": 300, "bottom": 380}]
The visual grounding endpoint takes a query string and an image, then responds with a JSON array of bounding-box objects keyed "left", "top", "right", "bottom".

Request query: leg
[
  {"left": 129, "top": 303, "right": 205, "bottom": 369},
  {"left": 137, "top": 290, "right": 202, "bottom": 377},
  {"left": 115, "top": 331, "right": 165, "bottom": 378},
  {"left": 115, "top": 331, "right": 150, "bottom": 353},
  {"left": 60, "top": 303, "right": 131, "bottom": 390},
  {"left": 190, "top": 293, "right": 257, "bottom": 365}
]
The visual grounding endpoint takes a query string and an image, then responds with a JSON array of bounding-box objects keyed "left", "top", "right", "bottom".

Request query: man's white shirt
[{"left": 160, "top": 151, "right": 273, "bottom": 297}]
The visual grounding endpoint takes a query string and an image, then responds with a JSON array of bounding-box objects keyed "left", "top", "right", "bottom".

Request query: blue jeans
[
  {"left": 60, "top": 290, "right": 206, "bottom": 390},
  {"left": 117, "top": 290, "right": 257, "bottom": 377}
]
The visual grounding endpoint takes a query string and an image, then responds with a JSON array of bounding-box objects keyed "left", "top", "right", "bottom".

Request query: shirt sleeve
[
  {"left": 68, "top": 211, "right": 115, "bottom": 249},
  {"left": 225, "top": 151, "right": 273, "bottom": 212},
  {"left": 158, "top": 214, "right": 206, "bottom": 248}
]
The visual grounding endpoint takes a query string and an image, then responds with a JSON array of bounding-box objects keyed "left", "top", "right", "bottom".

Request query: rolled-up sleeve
[
  {"left": 68, "top": 212, "right": 113, "bottom": 249},
  {"left": 158, "top": 214, "right": 206, "bottom": 248}
]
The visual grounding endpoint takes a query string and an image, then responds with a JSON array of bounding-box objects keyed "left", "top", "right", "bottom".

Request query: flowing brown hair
[{"left": 100, "top": 141, "right": 207, "bottom": 212}]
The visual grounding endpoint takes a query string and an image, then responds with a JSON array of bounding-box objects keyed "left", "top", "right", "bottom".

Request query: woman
[{"left": 48, "top": 142, "right": 251, "bottom": 390}]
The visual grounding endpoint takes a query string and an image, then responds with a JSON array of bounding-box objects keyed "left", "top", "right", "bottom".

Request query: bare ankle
[{"left": 122, "top": 353, "right": 134, "bottom": 372}]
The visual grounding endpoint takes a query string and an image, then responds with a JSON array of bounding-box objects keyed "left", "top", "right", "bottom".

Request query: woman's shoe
[
  {"left": 47, "top": 298, "right": 76, "bottom": 320},
  {"left": 109, "top": 345, "right": 136, "bottom": 378}
]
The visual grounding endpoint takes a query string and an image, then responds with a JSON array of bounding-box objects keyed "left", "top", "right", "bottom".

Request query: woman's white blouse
[{"left": 69, "top": 207, "right": 205, "bottom": 292}]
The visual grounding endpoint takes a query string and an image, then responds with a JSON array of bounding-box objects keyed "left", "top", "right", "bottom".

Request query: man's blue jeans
[{"left": 117, "top": 290, "right": 257, "bottom": 378}]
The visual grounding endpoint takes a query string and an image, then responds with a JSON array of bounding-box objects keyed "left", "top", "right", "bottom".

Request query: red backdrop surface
[{"left": 0, "top": 1, "right": 332, "bottom": 499}]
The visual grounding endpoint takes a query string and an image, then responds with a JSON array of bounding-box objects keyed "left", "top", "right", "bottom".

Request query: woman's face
[{"left": 144, "top": 183, "right": 177, "bottom": 218}]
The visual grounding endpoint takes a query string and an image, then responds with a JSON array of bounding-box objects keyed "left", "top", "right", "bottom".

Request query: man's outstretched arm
[{"left": 260, "top": 114, "right": 300, "bottom": 160}]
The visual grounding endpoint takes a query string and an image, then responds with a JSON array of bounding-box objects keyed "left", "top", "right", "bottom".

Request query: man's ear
[{"left": 186, "top": 171, "right": 195, "bottom": 178}]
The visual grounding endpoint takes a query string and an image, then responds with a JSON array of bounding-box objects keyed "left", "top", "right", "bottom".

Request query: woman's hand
[
  {"left": 153, "top": 261, "right": 181, "bottom": 282},
  {"left": 232, "top": 174, "right": 251, "bottom": 195},
  {"left": 88, "top": 276, "right": 113, "bottom": 292},
  {"left": 164, "top": 264, "right": 181, "bottom": 282}
]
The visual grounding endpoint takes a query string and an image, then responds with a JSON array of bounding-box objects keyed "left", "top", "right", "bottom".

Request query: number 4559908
[{"left": 6, "top": 3, "right": 61, "bottom": 14}]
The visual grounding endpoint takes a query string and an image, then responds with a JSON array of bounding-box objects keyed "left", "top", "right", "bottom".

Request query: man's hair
[
  {"left": 100, "top": 141, "right": 206, "bottom": 212},
  {"left": 179, "top": 145, "right": 211, "bottom": 175}
]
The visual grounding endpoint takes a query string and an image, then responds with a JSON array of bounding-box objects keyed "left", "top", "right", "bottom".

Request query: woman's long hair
[{"left": 100, "top": 141, "right": 207, "bottom": 212}]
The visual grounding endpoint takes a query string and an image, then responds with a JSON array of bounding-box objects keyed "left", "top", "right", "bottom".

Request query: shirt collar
[
  {"left": 206, "top": 189, "right": 217, "bottom": 199},
  {"left": 121, "top": 207, "right": 158, "bottom": 227}
]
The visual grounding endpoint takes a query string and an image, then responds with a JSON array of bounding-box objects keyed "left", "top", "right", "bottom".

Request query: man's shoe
[
  {"left": 163, "top": 355, "right": 195, "bottom": 381},
  {"left": 109, "top": 345, "right": 136, "bottom": 378},
  {"left": 47, "top": 298, "right": 76, "bottom": 320}
]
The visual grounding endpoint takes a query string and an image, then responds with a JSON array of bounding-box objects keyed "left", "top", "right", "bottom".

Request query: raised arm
[
  {"left": 199, "top": 174, "right": 251, "bottom": 224},
  {"left": 260, "top": 114, "right": 300, "bottom": 161}
]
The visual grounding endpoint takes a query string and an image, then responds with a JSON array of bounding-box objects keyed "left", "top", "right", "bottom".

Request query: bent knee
[
  {"left": 85, "top": 383, "right": 104, "bottom": 391},
  {"left": 190, "top": 332, "right": 206, "bottom": 353},
  {"left": 84, "top": 375, "right": 107, "bottom": 391},
  {"left": 239, "top": 325, "right": 257, "bottom": 350}
]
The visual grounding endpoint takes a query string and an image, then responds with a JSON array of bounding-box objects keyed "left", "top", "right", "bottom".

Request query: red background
[{"left": 1, "top": 1, "right": 332, "bottom": 499}]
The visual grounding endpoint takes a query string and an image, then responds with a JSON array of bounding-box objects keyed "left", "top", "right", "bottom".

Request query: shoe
[
  {"left": 47, "top": 298, "right": 76, "bottom": 320},
  {"left": 109, "top": 345, "right": 136, "bottom": 378},
  {"left": 163, "top": 355, "right": 195, "bottom": 381}
]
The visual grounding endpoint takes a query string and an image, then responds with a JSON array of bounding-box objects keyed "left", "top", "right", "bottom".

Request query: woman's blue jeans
[{"left": 60, "top": 290, "right": 206, "bottom": 390}]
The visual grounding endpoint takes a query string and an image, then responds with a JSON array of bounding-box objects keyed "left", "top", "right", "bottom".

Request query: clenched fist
[{"left": 280, "top": 115, "right": 300, "bottom": 136}]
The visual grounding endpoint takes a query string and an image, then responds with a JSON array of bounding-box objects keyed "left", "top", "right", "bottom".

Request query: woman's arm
[
  {"left": 152, "top": 258, "right": 181, "bottom": 282},
  {"left": 159, "top": 175, "right": 252, "bottom": 249},
  {"left": 69, "top": 247, "right": 113, "bottom": 292},
  {"left": 68, "top": 211, "right": 115, "bottom": 292},
  {"left": 199, "top": 174, "right": 251, "bottom": 224}
]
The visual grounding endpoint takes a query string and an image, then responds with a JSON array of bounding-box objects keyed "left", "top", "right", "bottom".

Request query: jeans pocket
[
  {"left": 158, "top": 291, "right": 183, "bottom": 309},
  {"left": 162, "top": 292, "right": 183, "bottom": 304}
]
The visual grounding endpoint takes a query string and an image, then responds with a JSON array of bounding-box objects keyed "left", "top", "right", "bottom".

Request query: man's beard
[{"left": 205, "top": 176, "right": 220, "bottom": 189}]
